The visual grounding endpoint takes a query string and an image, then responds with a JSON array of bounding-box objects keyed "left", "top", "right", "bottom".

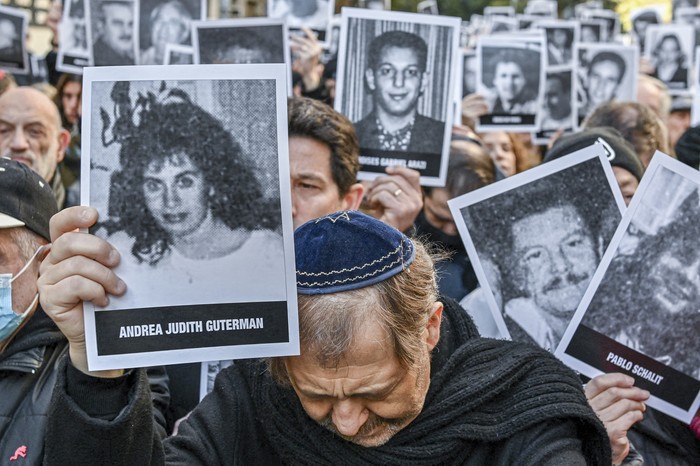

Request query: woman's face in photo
[
  {"left": 493, "top": 61, "right": 525, "bottom": 102},
  {"left": 658, "top": 36, "right": 682, "bottom": 66},
  {"left": 143, "top": 153, "right": 209, "bottom": 238}
]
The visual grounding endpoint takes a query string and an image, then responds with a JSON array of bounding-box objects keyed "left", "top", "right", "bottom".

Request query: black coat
[{"left": 43, "top": 298, "right": 609, "bottom": 465}]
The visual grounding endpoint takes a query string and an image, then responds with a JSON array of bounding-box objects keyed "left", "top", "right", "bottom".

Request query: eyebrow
[{"left": 294, "top": 172, "right": 328, "bottom": 184}]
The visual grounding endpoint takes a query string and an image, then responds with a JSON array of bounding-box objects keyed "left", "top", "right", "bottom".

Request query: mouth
[
  {"left": 388, "top": 92, "right": 408, "bottom": 102},
  {"left": 161, "top": 213, "right": 188, "bottom": 224}
]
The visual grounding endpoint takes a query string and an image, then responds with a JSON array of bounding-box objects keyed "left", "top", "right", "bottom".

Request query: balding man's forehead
[{"left": 0, "top": 88, "right": 62, "bottom": 131}]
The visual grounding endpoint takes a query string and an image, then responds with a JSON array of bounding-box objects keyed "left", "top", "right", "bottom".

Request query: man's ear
[
  {"left": 425, "top": 301, "right": 443, "bottom": 351},
  {"left": 56, "top": 128, "right": 70, "bottom": 164},
  {"left": 419, "top": 72, "right": 429, "bottom": 96},
  {"left": 340, "top": 182, "right": 365, "bottom": 211},
  {"left": 365, "top": 68, "right": 376, "bottom": 92}
]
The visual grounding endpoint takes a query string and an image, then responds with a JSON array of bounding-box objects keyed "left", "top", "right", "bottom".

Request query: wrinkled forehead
[
  {"left": 0, "top": 89, "right": 62, "bottom": 130},
  {"left": 512, "top": 204, "right": 587, "bottom": 243}
]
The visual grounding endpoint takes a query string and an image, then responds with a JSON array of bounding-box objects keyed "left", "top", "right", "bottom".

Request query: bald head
[{"left": 0, "top": 87, "right": 69, "bottom": 182}]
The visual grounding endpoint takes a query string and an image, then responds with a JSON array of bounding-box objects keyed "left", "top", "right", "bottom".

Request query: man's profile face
[
  {"left": 285, "top": 316, "right": 431, "bottom": 447},
  {"left": 648, "top": 243, "right": 700, "bottom": 316},
  {"left": 0, "top": 89, "right": 64, "bottom": 182},
  {"left": 366, "top": 45, "right": 426, "bottom": 117},
  {"left": 512, "top": 205, "right": 598, "bottom": 317},
  {"left": 101, "top": 3, "right": 134, "bottom": 55},
  {"left": 587, "top": 59, "right": 622, "bottom": 109},
  {"left": 289, "top": 136, "right": 347, "bottom": 229},
  {"left": 493, "top": 61, "right": 525, "bottom": 103}
]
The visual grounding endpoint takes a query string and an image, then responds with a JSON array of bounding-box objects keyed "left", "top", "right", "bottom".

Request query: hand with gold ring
[{"left": 362, "top": 166, "right": 422, "bottom": 232}]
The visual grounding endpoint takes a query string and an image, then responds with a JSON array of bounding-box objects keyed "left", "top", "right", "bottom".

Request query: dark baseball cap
[{"left": 0, "top": 158, "right": 58, "bottom": 241}]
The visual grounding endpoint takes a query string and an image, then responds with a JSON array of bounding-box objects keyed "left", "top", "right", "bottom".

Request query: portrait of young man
[
  {"left": 90, "top": 0, "right": 136, "bottom": 65},
  {"left": 536, "top": 69, "right": 574, "bottom": 141},
  {"left": 575, "top": 44, "right": 638, "bottom": 126},
  {"left": 335, "top": 10, "right": 458, "bottom": 186}
]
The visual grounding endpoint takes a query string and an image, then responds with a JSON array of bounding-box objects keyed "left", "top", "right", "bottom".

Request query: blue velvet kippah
[{"left": 295, "top": 211, "right": 416, "bottom": 295}]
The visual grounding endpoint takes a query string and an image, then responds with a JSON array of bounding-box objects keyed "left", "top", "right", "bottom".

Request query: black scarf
[{"left": 241, "top": 298, "right": 610, "bottom": 465}]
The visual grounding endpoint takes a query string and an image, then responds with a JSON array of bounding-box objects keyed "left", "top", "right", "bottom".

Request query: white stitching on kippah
[
  {"left": 314, "top": 211, "right": 351, "bottom": 223},
  {"left": 297, "top": 256, "right": 402, "bottom": 287},
  {"left": 297, "top": 244, "right": 402, "bottom": 277}
]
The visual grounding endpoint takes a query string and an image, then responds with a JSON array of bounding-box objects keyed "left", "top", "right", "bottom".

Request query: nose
[
  {"left": 393, "top": 71, "right": 405, "bottom": 88},
  {"left": 10, "top": 128, "right": 29, "bottom": 152},
  {"left": 331, "top": 399, "right": 369, "bottom": 437},
  {"left": 163, "top": 185, "right": 181, "bottom": 208},
  {"left": 550, "top": 248, "right": 572, "bottom": 273}
]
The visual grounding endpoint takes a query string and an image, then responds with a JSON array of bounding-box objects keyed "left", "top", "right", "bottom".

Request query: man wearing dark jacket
[
  {"left": 39, "top": 208, "right": 611, "bottom": 464},
  {"left": 0, "top": 158, "right": 61, "bottom": 464},
  {"left": 0, "top": 159, "right": 169, "bottom": 465}
]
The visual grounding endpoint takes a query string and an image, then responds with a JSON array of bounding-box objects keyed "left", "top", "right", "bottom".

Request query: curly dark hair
[{"left": 112, "top": 96, "right": 264, "bottom": 265}]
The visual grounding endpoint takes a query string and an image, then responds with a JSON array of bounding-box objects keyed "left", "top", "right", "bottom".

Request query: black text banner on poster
[
  {"left": 479, "top": 114, "right": 536, "bottom": 126},
  {"left": 566, "top": 325, "right": 700, "bottom": 410},
  {"left": 95, "top": 301, "right": 289, "bottom": 355},
  {"left": 359, "top": 148, "right": 441, "bottom": 177}
]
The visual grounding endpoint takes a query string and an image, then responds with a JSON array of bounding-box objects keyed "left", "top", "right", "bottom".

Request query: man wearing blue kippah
[{"left": 38, "top": 208, "right": 611, "bottom": 464}]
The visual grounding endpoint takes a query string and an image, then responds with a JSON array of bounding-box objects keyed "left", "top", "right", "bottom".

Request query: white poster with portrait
[
  {"left": 692, "top": 47, "right": 700, "bottom": 126},
  {"left": 57, "top": 0, "right": 91, "bottom": 73},
  {"left": 0, "top": 5, "right": 29, "bottom": 74},
  {"left": 163, "top": 43, "right": 193, "bottom": 64},
  {"left": 81, "top": 64, "right": 298, "bottom": 370},
  {"left": 574, "top": 43, "right": 638, "bottom": 128},
  {"left": 335, "top": 8, "right": 460, "bottom": 187},
  {"left": 644, "top": 24, "right": 694, "bottom": 94},
  {"left": 135, "top": 0, "right": 206, "bottom": 66},
  {"left": 476, "top": 34, "right": 546, "bottom": 132},
  {"left": 557, "top": 153, "right": 700, "bottom": 424},
  {"left": 448, "top": 144, "right": 625, "bottom": 352},
  {"left": 268, "top": 0, "right": 334, "bottom": 39}
]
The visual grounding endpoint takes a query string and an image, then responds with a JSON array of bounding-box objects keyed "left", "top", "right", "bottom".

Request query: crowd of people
[{"left": 0, "top": 1, "right": 699, "bottom": 465}]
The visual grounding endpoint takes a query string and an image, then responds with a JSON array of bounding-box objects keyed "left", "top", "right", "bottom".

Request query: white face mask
[{"left": 0, "top": 245, "right": 47, "bottom": 341}]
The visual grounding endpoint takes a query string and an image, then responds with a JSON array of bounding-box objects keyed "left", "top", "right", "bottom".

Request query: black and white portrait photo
[
  {"left": 88, "top": 0, "right": 136, "bottom": 65},
  {"left": 489, "top": 16, "right": 517, "bottom": 35},
  {"left": 81, "top": 65, "right": 298, "bottom": 370},
  {"left": 675, "top": 7, "right": 700, "bottom": 49},
  {"left": 193, "top": 18, "right": 288, "bottom": 65},
  {"left": 580, "top": 9, "right": 619, "bottom": 43},
  {"left": 268, "top": 0, "right": 333, "bottom": 32},
  {"left": 579, "top": 19, "right": 606, "bottom": 43},
  {"left": 335, "top": 8, "right": 459, "bottom": 186},
  {"left": 476, "top": 36, "right": 545, "bottom": 132},
  {"left": 575, "top": 44, "right": 638, "bottom": 126},
  {"left": 535, "top": 68, "right": 574, "bottom": 143},
  {"left": 57, "top": 0, "right": 90, "bottom": 73},
  {"left": 539, "top": 20, "right": 579, "bottom": 67},
  {"left": 672, "top": 0, "right": 699, "bottom": 21},
  {"left": 557, "top": 153, "right": 700, "bottom": 424},
  {"left": 449, "top": 146, "right": 624, "bottom": 351},
  {"left": 136, "top": 0, "right": 204, "bottom": 65},
  {"left": 645, "top": 24, "right": 694, "bottom": 94},
  {"left": 163, "top": 43, "right": 193, "bottom": 64},
  {"left": 0, "top": 6, "right": 28, "bottom": 74},
  {"left": 630, "top": 7, "right": 661, "bottom": 51}
]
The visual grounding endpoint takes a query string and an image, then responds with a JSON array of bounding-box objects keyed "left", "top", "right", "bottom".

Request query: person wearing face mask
[
  {"left": 414, "top": 136, "right": 495, "bottom": 301},
  {"left": 0, "top": 159, "right": 170, "bottom": 464},
  {"left": 0, "top": 158, "right": 62, "bottom": 462}
]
